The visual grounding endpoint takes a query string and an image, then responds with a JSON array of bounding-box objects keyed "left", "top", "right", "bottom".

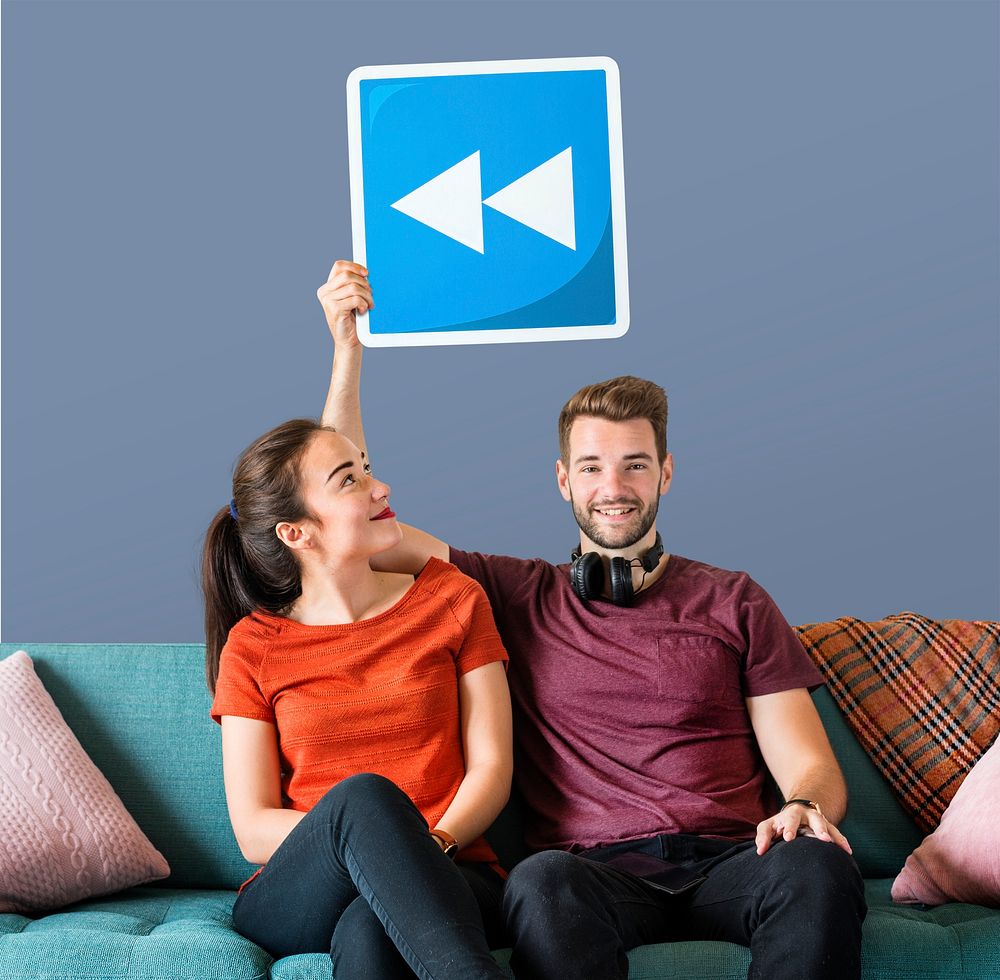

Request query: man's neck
[
  {"left": 620, "top": 549, "right": 670, "bottom": 597},
  {"left": 578, "top": 531, "right": 671, "bottom": 597}
]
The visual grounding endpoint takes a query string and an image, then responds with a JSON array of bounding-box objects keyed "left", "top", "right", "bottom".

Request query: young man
[{"left": 317, "top": 261, "right": 866, "bottom": 980}]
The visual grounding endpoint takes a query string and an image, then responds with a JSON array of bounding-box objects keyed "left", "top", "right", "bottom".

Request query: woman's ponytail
[
  {"left": 201, "top": 418, "right": 331, "bottom": 693},
  {"left": 202, "top": 506, "right": 258, "bottom": 693}
]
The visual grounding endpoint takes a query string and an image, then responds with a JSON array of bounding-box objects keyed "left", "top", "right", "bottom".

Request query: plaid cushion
[{"left": 794, "top": 613, "right": 1000, "bottom": 833}]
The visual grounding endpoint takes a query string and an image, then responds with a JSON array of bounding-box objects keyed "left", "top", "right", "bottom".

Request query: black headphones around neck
[{"left": 569, "top": 532, "right": 664, "bottom": 606}]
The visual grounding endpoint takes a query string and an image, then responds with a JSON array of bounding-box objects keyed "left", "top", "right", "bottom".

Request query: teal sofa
[{"left": 1, "top": 643, "right": 998, "bottom": 980}]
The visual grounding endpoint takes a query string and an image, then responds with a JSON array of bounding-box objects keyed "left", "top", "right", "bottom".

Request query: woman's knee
[{"left": 315, "top": 772, "right": 413, "bottom": 817}]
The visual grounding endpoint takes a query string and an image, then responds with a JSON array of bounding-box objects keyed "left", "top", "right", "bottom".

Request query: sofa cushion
[
  {"left": 892, "top": 729, "right": 1000, "bottom": 907},
  {"left": 0, "top": 643, "right": 253, "bottom": 891},
  {"left": 266, "top": 948, "right": 514, "bottom": 980},
  {"left": 266, "top": 944, "right": 755, "bottom": 980},
  {"left": 0, "top": 887, "right": 268, "bottom": 980},
  {"left": 862, "top": 878, "right": 1000, "bottom": 978},
  {"left": 0, "top": 651, "right": 170, "bottom": 914},
  {"left": 249, "top": 881, "right": 1000, "bottom": 979},
  {"left": 3, "top": 881, "right": 998, "bottom": 980},
  {"left": 795, "top": 614, "right": 1000, "bottom": 832}
]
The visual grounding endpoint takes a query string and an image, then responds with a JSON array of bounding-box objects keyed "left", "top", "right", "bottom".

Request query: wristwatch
[
  {"left": 430, "top": 828, "right": 459, "bottom": 858},
  {"left": 781, "top": 798, "right": 823, "bottom": 816}
]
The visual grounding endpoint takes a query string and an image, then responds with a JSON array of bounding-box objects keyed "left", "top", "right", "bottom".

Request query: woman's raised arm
[
  {"left": 316, "top": 260, "right": 449, "bottom": 573},
  {"left": 317, "top": 259, "right": 371, "bottom": 453}
]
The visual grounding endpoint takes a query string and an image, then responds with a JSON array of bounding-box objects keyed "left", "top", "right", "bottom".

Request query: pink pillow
[
  {"left": 0, "top": 650, "right": 169, "bottom": 915},
  {"left": 892, "top": 732, "right": 1000, "bottom": 907}
]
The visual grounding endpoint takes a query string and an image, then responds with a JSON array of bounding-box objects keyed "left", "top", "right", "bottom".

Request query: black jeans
[
  {"left": 503, "top": 832, "right": 867, "bottom": 980},
  {"left": 231, "top": 773, "right": 507, "bottom": 980}
]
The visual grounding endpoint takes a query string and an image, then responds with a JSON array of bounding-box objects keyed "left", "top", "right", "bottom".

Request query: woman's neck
[{"left": 289, "top": 561, "right": 414, "bottom": 626}]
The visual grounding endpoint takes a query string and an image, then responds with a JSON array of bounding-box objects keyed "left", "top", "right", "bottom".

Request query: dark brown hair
[
  {"left": 558, "top": 376, "right": 668, "bottom": 465},
  {"left": 201, "top": 419, "right": 330, "bottom": 693}
]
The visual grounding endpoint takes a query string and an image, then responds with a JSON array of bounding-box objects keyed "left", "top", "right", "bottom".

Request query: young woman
[{"left": 201, "top": 261, "right": 512, "bottom": 980}]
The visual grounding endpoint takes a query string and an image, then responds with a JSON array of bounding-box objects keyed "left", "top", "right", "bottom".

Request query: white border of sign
[{"left": 346, "top": 56, "right": 629, "bottom": 347}]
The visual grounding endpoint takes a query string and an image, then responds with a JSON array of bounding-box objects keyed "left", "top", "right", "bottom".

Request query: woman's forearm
[
  {"left": 316, "top": 259, "right": 371, "bottom": 452},
  {"left": 236, "top": 807, "right": 307, "bottom": 866},
  {"left": 435, "top": 660, "right": 513, "bottom": 852},
  {"left": 322, "top": 341, "right": 367, "bottom": 455},
  {"left": 433, "top": 760, "right": 512, "bottom": 853}
]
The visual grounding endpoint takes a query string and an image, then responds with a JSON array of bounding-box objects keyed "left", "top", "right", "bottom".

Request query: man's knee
[
  {"left": 504, "top": 851, "right": 640, "bottom": 980},
  {"left": 763, "top": 837, "right": 865, "bottom": 912},
  {"left": 504, "top": 850, "right": 594, "bottom": 919}
]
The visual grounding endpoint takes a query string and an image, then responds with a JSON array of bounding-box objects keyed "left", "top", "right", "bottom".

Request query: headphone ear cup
[
  {"left": 608, "top": 556, "right": 634, "bottom": 607},
  {"left": 570, "top": 551, "right": 605, "bottom": 601}
]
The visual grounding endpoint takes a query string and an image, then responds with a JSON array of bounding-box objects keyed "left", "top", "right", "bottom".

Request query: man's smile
[{"left": 593, "top": 504, "right": 639, "bottom": 520}]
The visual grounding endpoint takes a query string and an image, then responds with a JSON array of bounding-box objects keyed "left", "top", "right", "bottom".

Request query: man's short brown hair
[{"left": 558, "top": 376, "right": 668, "bottom": 466}]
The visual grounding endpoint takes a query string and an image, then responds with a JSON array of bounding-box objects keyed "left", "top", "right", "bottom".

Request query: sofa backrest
[
  {"left": 813, "top": 686, "right": 923, "bottom": 876},
  {"left": 1, "top": 643, "right": 925, "bottom": 887}
]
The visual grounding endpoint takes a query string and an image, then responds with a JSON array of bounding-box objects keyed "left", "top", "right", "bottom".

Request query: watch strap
[
  {"left": 430, "top": 828, "right": 459, "bottom": 858},
  {"left": 781, "top": 798, "right": 823, "bottom": 816}
]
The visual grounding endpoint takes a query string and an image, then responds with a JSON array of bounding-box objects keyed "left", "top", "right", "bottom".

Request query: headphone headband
[{"left": 571, "top": 532, "right": 663, "bottom": 568}]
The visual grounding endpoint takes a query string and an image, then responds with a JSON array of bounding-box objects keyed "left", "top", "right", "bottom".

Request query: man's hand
[
  {"left": 755, "top": 803, "right": 853, "bottom": 856},
  {"left": 316, "top": 259, "right": 373, "bottom": 349}
]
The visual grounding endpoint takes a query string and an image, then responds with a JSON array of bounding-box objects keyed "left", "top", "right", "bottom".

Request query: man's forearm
[
  {"left": 371, "top": 523, "right": 450, "bottom": 573},
  {"left": 782, "top": 761, "right": 848, "bottom": 825},
  {"left": 322, "top": 341, "right": 367, "bottom": 455}
]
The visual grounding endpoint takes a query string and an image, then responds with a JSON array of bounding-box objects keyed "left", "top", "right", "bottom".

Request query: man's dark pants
[{"left": 503, "top": 832, "right": 867, "bottom": 980}]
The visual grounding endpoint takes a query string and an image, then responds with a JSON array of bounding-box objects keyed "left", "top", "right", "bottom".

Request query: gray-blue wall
[{"left": 3, "top": 0, "right": 998, "bottom": 641}]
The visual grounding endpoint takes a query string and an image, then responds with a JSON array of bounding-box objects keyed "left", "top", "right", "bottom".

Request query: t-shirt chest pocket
[{"left": 656, "top": 635, "right": 740, "bottom": 701}]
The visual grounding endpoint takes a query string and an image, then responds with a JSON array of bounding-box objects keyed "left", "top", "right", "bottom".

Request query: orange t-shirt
[{"left": 211, "top": 558, "right": 508, "bottom": 875}]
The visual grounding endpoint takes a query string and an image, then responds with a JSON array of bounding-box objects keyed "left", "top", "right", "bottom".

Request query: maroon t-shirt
[{"left": 449, "top": 549, "right": 823, "bottom": 852}]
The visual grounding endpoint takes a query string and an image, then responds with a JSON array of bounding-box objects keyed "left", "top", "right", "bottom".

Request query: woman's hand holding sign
[{"left": 316, "top": 259, "right": 373, "bottom": 350}]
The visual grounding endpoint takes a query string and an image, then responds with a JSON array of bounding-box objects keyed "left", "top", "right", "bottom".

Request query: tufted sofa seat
[
  {"left": 0, "top": 889, "right": 263, "bottom": 979},
  {"left": 4, "top": 880, "right": 1000, "bottom": 979}
]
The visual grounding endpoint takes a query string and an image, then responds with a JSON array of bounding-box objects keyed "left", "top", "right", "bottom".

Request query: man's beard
[{"left": 569, "top": 490, "right": 660, "bottom": 551}]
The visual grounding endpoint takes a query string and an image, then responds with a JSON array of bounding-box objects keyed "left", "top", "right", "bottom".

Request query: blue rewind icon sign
[{"left": 346, "top": 57, "right": 628, "bottom": 347}]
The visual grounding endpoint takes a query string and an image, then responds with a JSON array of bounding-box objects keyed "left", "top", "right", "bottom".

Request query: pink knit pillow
[
  {"left": 0, "top": 650, "right": 169, "bottom": 915},
  {"left": 892, "top": 732, "right": 1000, "bottom": 907}
]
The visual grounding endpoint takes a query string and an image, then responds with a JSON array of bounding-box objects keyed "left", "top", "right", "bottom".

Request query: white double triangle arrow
[{"left": 390, "top": 148, "right": 576, "bottom": 254}]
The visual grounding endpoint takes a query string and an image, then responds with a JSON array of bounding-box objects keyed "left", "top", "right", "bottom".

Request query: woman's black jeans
[{"left": 232, "top": 773, "right": 507, "bottom": 980}]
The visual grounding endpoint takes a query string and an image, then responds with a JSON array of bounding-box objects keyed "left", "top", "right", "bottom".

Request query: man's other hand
[{"left": 755, "top": 803, "right": 853, "bottom": 856}]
